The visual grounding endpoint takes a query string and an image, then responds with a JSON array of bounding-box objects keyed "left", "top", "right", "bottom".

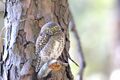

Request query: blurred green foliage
[{"left": 69, "top": 0, "right": 114, "bottom": 79}]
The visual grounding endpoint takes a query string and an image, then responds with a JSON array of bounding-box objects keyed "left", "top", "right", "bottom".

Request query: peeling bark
[{"left": 1, "top": 0, "right": 80, "bottom": 80}]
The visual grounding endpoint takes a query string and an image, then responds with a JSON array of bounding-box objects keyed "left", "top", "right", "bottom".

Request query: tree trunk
[
  {"left": 2, "top": 0, "right": 75, "bottom": 80},
  {"left": 109, "top": 0, "right": 120, "bottom": 70},
  {"left": 108, "top": 0, "right": 120, "bottom": 80}
]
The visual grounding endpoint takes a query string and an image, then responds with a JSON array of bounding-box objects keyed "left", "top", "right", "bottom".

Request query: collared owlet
[{"left": 35, "top": 22, "right": 65, "bottom": 73}]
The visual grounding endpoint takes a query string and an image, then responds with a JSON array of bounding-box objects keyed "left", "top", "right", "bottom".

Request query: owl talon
[
  {"left": 49, "top": 62, "right": 62, "bottom": 72},
  {"left": 35, "top": 22, "right": 65, "bottom": 76},
  {"left": 48, "top": 60, "right": 68, "bottom": 72}
]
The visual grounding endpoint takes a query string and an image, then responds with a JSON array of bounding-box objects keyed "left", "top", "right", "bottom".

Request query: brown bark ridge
[{"left": 1, "top": 0, "right": 79, "bottom": 80}]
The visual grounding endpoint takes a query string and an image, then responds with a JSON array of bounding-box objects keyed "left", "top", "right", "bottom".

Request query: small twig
[
  {"left": 66, "top": 50, "right": 79, "bottom": 67},
  {"left": 69, "top": 20, "right": 86, "bottom": 80}
]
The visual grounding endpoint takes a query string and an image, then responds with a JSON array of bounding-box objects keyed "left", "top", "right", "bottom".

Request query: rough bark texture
[{"left": 2, "top": 0, "right": 74, "bottom": 80}]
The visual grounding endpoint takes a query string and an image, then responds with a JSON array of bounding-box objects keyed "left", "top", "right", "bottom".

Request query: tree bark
[{"left": 1, "top": 0, "right": 75, "bottom": 80}]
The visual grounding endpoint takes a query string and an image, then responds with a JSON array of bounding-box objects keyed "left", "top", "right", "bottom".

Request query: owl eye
[{"left": 51, "top": 27, "right": 56, "bottom": 32}]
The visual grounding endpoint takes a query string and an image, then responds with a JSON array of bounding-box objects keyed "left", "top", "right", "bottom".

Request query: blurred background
[
  {"left": 68, "top": 0, "right": 120, "bottom": 80},
  {"left": 0, "top": 0, "right": 120, "bottom": 80}
]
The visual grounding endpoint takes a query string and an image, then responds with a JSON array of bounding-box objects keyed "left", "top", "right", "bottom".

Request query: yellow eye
[
  {"left": 53, "top": 27, "right": 56, "bottom": 30},
  {"left": 51, "top": 27, "right": 55, "bottom": 31}
]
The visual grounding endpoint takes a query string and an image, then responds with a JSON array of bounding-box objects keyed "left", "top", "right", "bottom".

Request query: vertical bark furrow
[
  {"left": 3, "top": 0, "right": 23, "bottom": 80},
  {"left": 2, "top": 0, "right": 78, "bottom": 80}
]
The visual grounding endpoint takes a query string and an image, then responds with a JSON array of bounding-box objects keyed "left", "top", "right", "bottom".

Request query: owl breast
[{"left": 40, "top": 32, "right": 65, "bottom": 62}]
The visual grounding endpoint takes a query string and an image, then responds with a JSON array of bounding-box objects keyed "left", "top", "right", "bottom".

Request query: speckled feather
[
  {"left": 40, "top": 32, "right": 65, "bottom": 62},
  {"left": 35, "top": 22, "right": 65, "bottom": 73},
  {"left": 35, "top": 33, "right": 50, "bottom": 55}
]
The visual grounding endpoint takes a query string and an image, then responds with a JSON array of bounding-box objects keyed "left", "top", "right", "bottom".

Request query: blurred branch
[{"left": 69, "top": 20, "right": 86, "bottom": 80}]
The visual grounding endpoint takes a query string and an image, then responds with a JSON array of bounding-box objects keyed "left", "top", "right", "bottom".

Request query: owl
[{"left": 35, "top": 22, "right": 65, "bottom": 75}]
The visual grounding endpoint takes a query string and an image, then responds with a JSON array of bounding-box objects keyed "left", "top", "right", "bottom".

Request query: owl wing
[
  {"left": 35, "top": 33, "right": 50, "bottom": 55},
  {"left": 40, "top": 32, "right": 65, "bottom": 62},
  {"left": 35, "top": 33, "right": 51, "bottom": 72}
]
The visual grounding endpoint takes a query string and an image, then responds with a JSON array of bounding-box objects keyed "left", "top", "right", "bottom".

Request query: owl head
[{"left": 40, "top": 22, "right": 63, "bottom": 35}]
